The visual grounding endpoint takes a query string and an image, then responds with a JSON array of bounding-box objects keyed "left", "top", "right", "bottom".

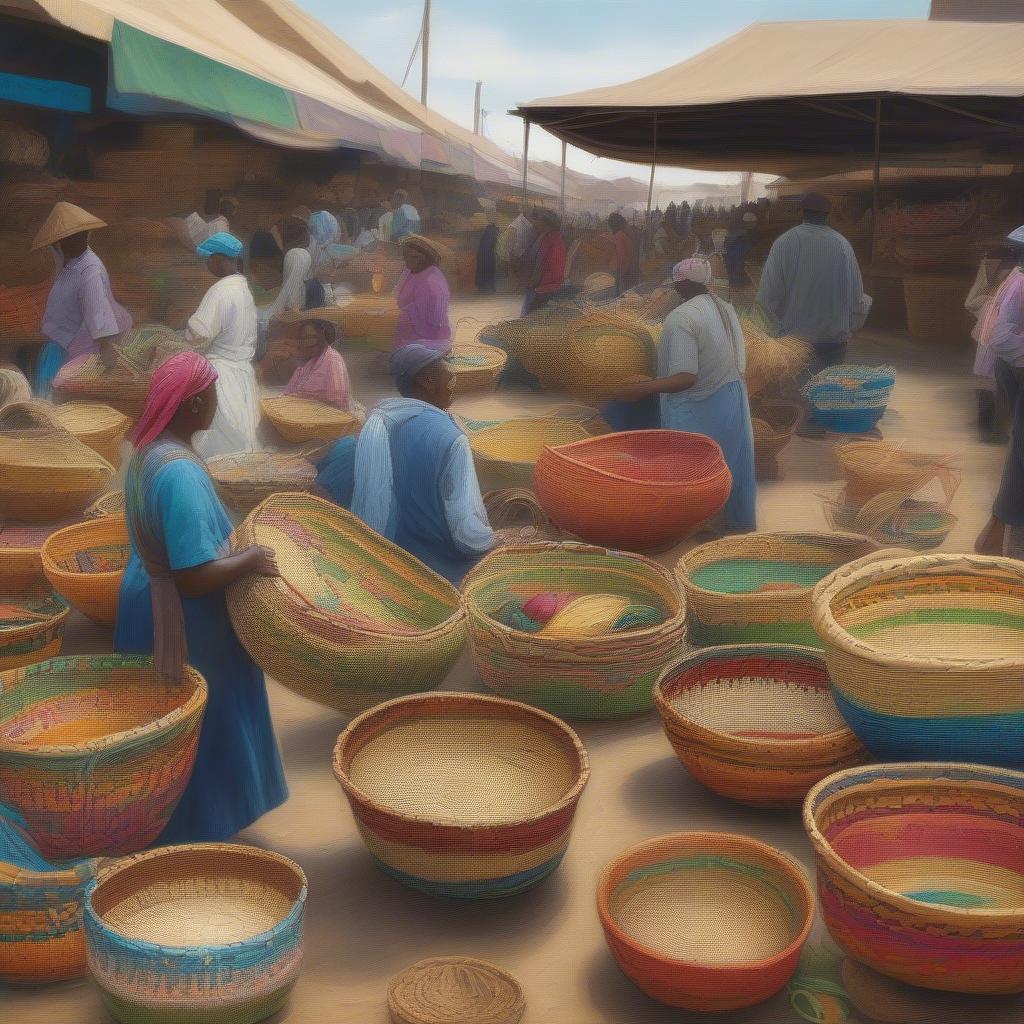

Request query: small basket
[
  {"left": 834, "top": 440, "right": 959, "bottom": 506},
  {"left": 261, "top": 395, "right": 362, "bottom": 445},
  {"left": 209, "top": 452, "right": 317, "bottom": 514},
  {"left": 482, "top": 488, "right": 564, "bottom": 544},
  {"left": 446, "top": 341, "right": 508, "bottom": 397},
  {"left": 85, "top": 491, "right": 126, "bottom": 519},
  {"left": 388, "top": 957, "right": 525, "bottom": 1024},
  {"left": 751, "top": 400, "right": 802, "bottom": 481},
  {"left": 467, "top": 417, "right": 590, "bottom": 487},
  {"left": 52, "top": 402, "right": 130, "bottom": 468},
  {"left": 804, "top": 364, "right": 896, "bottom": 433}
]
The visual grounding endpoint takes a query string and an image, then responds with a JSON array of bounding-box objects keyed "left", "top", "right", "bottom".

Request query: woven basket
[
  {"left": 535, "top": 430, "right": 731, "bottom": 551},
  {"left": 561, "top": 314, "right": 656, "bottom": 397},
  {"left": 0, "top": 578, "right": 69, "bottom": 672},
  {"left": 482, "top": 489, "right": 564, "bottom": 544},
  {"left": 466, "top": 417, "right": 590, "bottom": 488},
  {"left": 752, "top": 400, "right": 802, "bottom": 481},
  {"left": 86, "top": 844, "right": 306, "bottom": 1024},
  {"left": 678, "top": 532, "right": 883, "bottom": 648},
  {"left": 52, "top": 355, "right": 149, "bottom": 421},
  {"left": 447, "top": 342, "right": 508, "bottom": 397},
  {"left": 654, "top": 644, "right": 866, "bottom": 807},
  {"left": 811, "top": 553, "right": 1024, "bottom": 767},
  {"left": 52, "top": 402, "right": 130, "bottom": 468},
  {"left": 597, "top": 832, "right": 814, "bottom": 1011},
  {"left": 0, "top": 654, "right": 206, "bottom": 858},
  {"left": 0, "top": 518, "right": 85, "bottom": 586},
  {"left": 334, "top": 295, "right": 400, "bottom": 350},
  {"left": 261, "top": 395, "right": 362, "bottom": 445},
  {"left": 209, "top": 452, "right": 317, "bottom": 515},
  {"left": 388, "top": 957, "right": 524, "bottom": 1024},
  {"left": 805, "top": 365, "right": 896, "bottom": 433},
  {"left": 228, "top": 494, "right": 465, "bottom": 715},
  {"left": 0, "top": 278, "right": 50, "bottom": 340},
  {"left": 462, "top": 542, "right": 685, "bottom": 718},
  {"left": 85, "top": 491, "right": 126, "bottom": 519},
  {"left": 834, "top": 440, "right": 959, "bottom": 506},
  {"left": 40, "top": 515, "right": 130, "bottom": 627},
  {"left": 333, "top": 692, "right": 589, "bottom": 898},
  {"left": 742, "top": 318, "right": 812, "bottom": 398},
  {"left": 804, "top": 762, "right": 1024, "bottom": 994},
  {"left": 823, "top": 489, "right": 958, "bottom": 551}
]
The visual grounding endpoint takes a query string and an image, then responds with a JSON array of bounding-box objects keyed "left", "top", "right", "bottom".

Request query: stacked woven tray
[
  {"left": 804, "top": 364, "right": 896, "bottom": 433},
  {"left": 209, "top": 452, "right": 318, "bottom": 514}
]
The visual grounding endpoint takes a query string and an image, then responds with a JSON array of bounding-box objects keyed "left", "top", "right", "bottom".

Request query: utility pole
[
  {"left": 420, "top": 0, "right": 431, "bottom": 106},
  {"left": 473, "top": 81, "right": 482, "bottom": 134}
]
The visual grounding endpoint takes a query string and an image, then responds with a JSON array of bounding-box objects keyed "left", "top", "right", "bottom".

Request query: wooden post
[
  {"left": 645, "top": 112, "right": 659, "bottom": 260},
  {"left": 522, "top": 118, "right": 530, "bottom": 211},
  {"left": 473, "top": 81, "right": 482, "bottom": 134},
  {"left": 870, "top": 97, "right": 882, "bottom": 266},
  {"left": 560, "top": 140, "right": 567, "bottom": 221},
  {"left": 420, "top": 0, "right": 431, "bottom": 106}
]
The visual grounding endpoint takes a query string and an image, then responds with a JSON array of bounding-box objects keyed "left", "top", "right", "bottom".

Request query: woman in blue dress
[{"left": 115, "top": 351, "right": 287, "bottom": 844}]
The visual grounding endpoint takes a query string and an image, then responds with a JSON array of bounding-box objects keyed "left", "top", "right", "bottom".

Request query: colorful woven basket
[
  {"left": 209, "top": 452, "right": 317, "bottom": 515},
  {"left": 39, "top": 515, "right": 130, "bottom": 627},
  {"left": 535, "top": 430, "right": 731, "bottom": 551},
  {"left": 812, "top": 553, "right": 1024, "bottom": 767},
  {"left": 260, "top": 395, "right": 362, "bottom": 445},
  {"left": 823, "top": 489, "right": 958, "bottom": 552},
  {"left": 462, "top": 542, "right": 685, "bottom": 718},
  {"left": 388, "top": 957, "right": 525, "bottom": 1024},
  {"left": 597, "top": 832, "right": 814, "bottom": 1011},
  {"left": 85, "top": 844, "right": 306, "bottom": 1024},
  {"left": 51, "top": 402, "right": 130, "bottom": 468},
  {"left": 834, "top": 440, "right": 959, "bottom": 506},
  {"left": 228, "top": 494, "right": 465, "bottom": 715},
  {"left": 0, "top": 575, "right": 69, "bottom": 672},
  {"left": 465, "top": 417, "right": 591, "bottom": 488},
  {"left": 0, "top": 655, "right": 207, "bottom": 859},
  {"left": 446, "top": 342, "right": 508, "bottom": 397},
  {"left": 333, "top": 692, "right": 589, "bottom": 898},
  {"left": 677, "top": 532, "right": 883, "bottom": 648},
  {"left": 804, "top": 365, "right": 896, "bottom": 434},
  {"left": 804, "top": 762, "right": 1024, "bottom": 994},
  {"left": 0, "top": 518, "right": 84, "bottom": 586},
  {"left": 752, "top": 400, "right": 802, "bottom": 481},
  {"left": 654, "top": 644, "right": 867, "bottom": 807}
]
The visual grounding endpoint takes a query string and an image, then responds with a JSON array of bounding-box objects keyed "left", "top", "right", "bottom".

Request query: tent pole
[
  {"left": 560, "top": 139, "right": 567, "bottom": 221},
  {"left": 870, "top": 97, "right": 881, "bottom": 266},
  {"left": 522, "top": 118, "right": 530, "bottom": 212},
  {"left": 420, "top": 0, "right": 431, "bottom": 106},
  {"left": 645, "top": 111, "right": 659, "bottom": 259}
]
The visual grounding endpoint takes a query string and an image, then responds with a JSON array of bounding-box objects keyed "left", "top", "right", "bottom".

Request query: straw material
[
  {"left": 388, "top": 958, "right": 525, "bottom": 1024},
  {"left": 261, "top": 395, "right": 362, "bottom": 445},
  {"left": 462, "top": 542, "right": 685, "bottom": 719},
  {"left": 0, "top": 278, "right": 50, "bottom": 339},
  {"left": 333, "top": 295, "right": 400, "bottom": 349},
  {"left": 0, "top": 518, "right": 85, "bottom": 586},
  {"left": 535, "top": 430, "right": 731, "bottom": 551},
  {"left": 446, "top": 342, "right": 508, "bottom": 397},
  {"left": 467, "top": 417, "right": 590, "bottom": 487},
  {"left": 209, "top": 452, "right": 317, "bottom": 514},
  {"left": 333, "top": 692, "right": 589, "bottom": 898},
  {"left": 31, "top": 202, "right": 106, "bottom": 250},
  {"left": 741, "top": 317, "right": 812, "bottom": 397},
  {"left": 654, "top": 644, "right": 866, "bottom": 807},
  {"left": 751, "top": 400, "right": 802, "bottom": 481},
  {"left": 228, "top": 494, "right": 466, "bottom": 715},
  {"left": 53, "top": 361, "right": 146, "bottom": 422},
  {"left": 803, "top": 763, "right": 1024, "bottom": 994},
  {"left": 0, "top": 367, "right": 31, "bottom": 409},
  {"left": 834, "top": 440, "right": 959, "bottom": 506},
  {"left": 823, "top": 488, "right": 958, "bottom": 551},
  {"left": 40, "top": 515, "right": 129, "bottom": 627},
  {"left": 482, "top": 489, "right": 564, "bottom": 544},
  {"left": 560, "top": 310, "right": 657, "bottom": 396},
  {"left": 804, "top": 364, "right": 896, "bottom": 433},
  {"left": 52, "top": 402, "right": 129, "bottom": 468},
  {"left": 0, "top": 578, "right": 69, "bottom": 673},
  {"left": 85, "top": 491, "right": 126, "bottom": 518},
  {"left": 0, "top": 654, "right": 206, "bottom": 859},
  {"left": 597, "top": 832, "right": 814, "bottom": 1012},
  {"left": 86, "top": 843, "right": 306, "bottom": 1023},
  {"left": 811, "top": 553, "right": 1024, "bottom": 767}
]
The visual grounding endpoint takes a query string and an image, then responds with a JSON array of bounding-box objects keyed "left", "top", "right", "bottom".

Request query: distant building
[{"left": 930, "top": 0, "right": 1024, "bottom": 20}]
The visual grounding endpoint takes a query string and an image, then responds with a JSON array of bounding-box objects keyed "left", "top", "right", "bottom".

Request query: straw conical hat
[{"left": 32, "top": 202, "right": 107, "bottom": 250}]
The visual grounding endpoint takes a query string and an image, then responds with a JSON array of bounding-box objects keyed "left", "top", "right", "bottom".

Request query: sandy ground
[{"left": 6, "top": 296, "right": 1021, "bottom": 1024}]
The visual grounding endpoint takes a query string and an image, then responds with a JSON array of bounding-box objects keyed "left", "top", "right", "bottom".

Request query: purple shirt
[
  {"left": 980, "top": 267, "right": 1024, "bottom": 370},
  {"left": 41, "top": 248, "right": 132, "bottom": 358},
  {"left": 392, "top": 265, "right": 451, "bottom": 351}
]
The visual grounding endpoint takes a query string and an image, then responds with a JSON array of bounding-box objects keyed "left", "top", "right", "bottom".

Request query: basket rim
[
  {"left": 467, "top": 417, "right": 592, "bottom": 468},
  {"left": 39, "top": 514, "right": 129, "bottom": 584},
  {"left": 0, "top": 587, "right": 70, "bottom": 641},
  {"left": 596, "top": 830, "right": 815, "bottom": 970},
  {"left": 387, "top": 955, "right": 525, "bottom": 1022},
  {"left": 802, "top": 762, "right": 1024, "bottom": 923},
  {"left": 260, "top": 394, "right": 359, "bottom": 423},
  {"left": 332, "top": 691, "right": 590, "bottom": 832}
]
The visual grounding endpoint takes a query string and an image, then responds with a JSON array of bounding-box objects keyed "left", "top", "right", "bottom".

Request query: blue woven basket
[{"left": 805, "top": 365, "right": 895, "bottom": 433}]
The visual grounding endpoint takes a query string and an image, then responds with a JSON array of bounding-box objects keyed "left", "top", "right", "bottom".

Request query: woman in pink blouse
[
  {"left": 284, "top": 318, "right": 354, "bottom": 412},
  {"left": 392, "top": 235, "right": 452, "bottom": 353}
]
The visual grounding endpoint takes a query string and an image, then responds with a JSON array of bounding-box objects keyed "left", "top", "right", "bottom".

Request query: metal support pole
[
  {"left": 870, "top": 97, "right": 882, "bottom": 266},
  {"left": 645, "top": 112, "right": 659, "bottom": 259},
  {"left": 420, "top": 0, "right": 431, "bottom": 106},
  {"left": 522, "top": 118, "right": 530, "bottom": 211},
  {"left": 473, "top": 81, "right": 482, "bottom": 134},
  {"left": 559, "top": 140, "right": 567, "bottom": 221}
]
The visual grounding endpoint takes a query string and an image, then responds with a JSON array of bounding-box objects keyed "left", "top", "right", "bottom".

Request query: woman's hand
[
  {"left": 248, "top": 545, "right": 280, "bottom": 577},
  {"left": 606, "top": 375, "right": 654, "bottom": 403},
  {"left": 99, "top": 340, "right": 120, "bottom": 370}
]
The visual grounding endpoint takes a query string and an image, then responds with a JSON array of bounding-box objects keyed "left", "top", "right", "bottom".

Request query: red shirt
[
  {"left": 612, "top": 229, "right": 634, "bottom": 275},
  {"left": 535, "top": 231, "right": 567, "bottom": 295}
]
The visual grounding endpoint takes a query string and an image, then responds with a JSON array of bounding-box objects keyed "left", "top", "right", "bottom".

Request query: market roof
[{"left": 518, "top": 19, "right": 1024, "bottom": 176}]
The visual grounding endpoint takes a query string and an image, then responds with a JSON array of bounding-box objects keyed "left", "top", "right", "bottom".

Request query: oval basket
[
  {"left": 209, "top": 452, "right": 317, "bottom": 515},
  {"left": 0, "top": 654, "right": 207, "bottom": 859},
  {"left": 804, "top": 365, "right": 896, "bottom": 434},
  {"left": 0, "top": 578, "right": 69, "bottom": 673},
  {"left": 803, "top": 762, "right": 1024, "bottom": 994},
  {"left": 447, "top": 342, "right": 508, "bottom": 398},
  {"left": 388, "top": 957, "right": 525, "bottom": 1024},
  {"left": 261, "top": 395, "right": 362, "bottom": 445},
  {"left": 467, "top": 417, "right": 591, "bottom": 488},
  {"left": 0, "top": 518, "right": 85, "bottom": 587},
  {"left": 462, "top": 542, "right": 685, "bottom": 718},
  {"left": 834, "top": 440, "right": 958, "bottom": 506},
  {"left": 333, "top": 692, "right": 589, "bottom": 899},
  {"left": 228, "top": 494, "right": 465, "bottom": 715},
  {"left": 85, "top": 843, "right": 306, "bottom": 1024},
  {"left": 51, "top": 402, "right": 130, "bottom": 468}
]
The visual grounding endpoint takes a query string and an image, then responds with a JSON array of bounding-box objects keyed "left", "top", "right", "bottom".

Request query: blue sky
[{"left": 299, "top": 0, "right": 931, "bottom": 187}]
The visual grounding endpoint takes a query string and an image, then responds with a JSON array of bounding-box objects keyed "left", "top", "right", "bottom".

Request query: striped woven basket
[
  {"left": 804, "top": 365, "right": 896, "bottom": 434},
  {"left": 209, "top": 452, "right": 317, "bottom": 515},
  {"left": 677, "top": 532, "right": 884, "bottom": 648},
  {"left": 85, "top": 844, "right": 306, "bottom": 1024},
  {"left": 752, "top": 400, "right": 802, "bottom": 481},
  {"left": 51, "top": 402, "right": 130, "bottom": 469},
  {"left": 597, "top": 832, "right": 814, "bottom": 1011},
  {"left": 40, "top": 515, "right": 130, "bottom": 627},
  {"left": 464, "top": 417, "right": 591, "bottom": 488},
  {"left": 654, "top": 644, "right": 866, "bottom": 807},
  {"left": 260, "top": 395, "right": 362, "bottom": 445},
  {"left": 0, "top": 654, "right": 206, "bottom": 859},
  {"left": 462, "top": 542, "right": 685, "bottom": 718},
  {"left": 535, "top": 430, "right": 731, "bottom": 551},
  {"left": 227, "top": 494, "right": 466, "bottom": 715},
  {"left": 333, "top": 692, "right": 589, "bottom": 898},
  {"left": 388, "top": 957, "right": 525, "bottom": 1024},
  {"left": 811, "top": 552, "right": 1024, "bottom": 767},
  {"left": 0, "top": 579, "right": 69, "bottom": 672},
  {"left": 804, "top": 762, "right": 1024, "bottom": 994}
]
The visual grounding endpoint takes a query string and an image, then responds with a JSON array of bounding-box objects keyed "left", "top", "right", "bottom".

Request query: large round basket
[
  {"left": 260, "top": 395, "right": 361, "bottom": 445},
  {"left": 388, "top": 957, "right": 525, "bottom": 1024},
  {"left": 804, "top": 762, "right": 1024, "bottom": 994},
  {"left": 677, "top": 532, "right": 883, "bottom": 648},
  {"left": 834, "top": 440, "right": 958, "bottom": 506},
  {"left": 654, "top": 644, "right": 867, "bottom": 807},
  {"left": 0, "top": 577, "right": 69, "bottom": 672},
  {"left": 0, "top": 655, "right": 207, "bottom": 859},
  {"left": 467, "top": 417, "right": 590, "bottom": 488},
  {"left": 51, "top": 402, "right": 130, "bottom": 468},
  {"left": 85, "top": 844, "right": 306, "bottom": 1024},
  {"left": 209, "top": 452, "right": 317, "bottom": 515},
  {"left": 535, "top": 430, "right": 731, "bottom": 551},
  {"left": 334, "top": 295, "right": 400, "bottom": 350},
  {"left": 52, "top": 355, "right": 150, "bottom": 421},
  {"left": 811, "top": 552, "right": 1024, "bottom": 767},
  {"left": 333, "top": 692, "right": 589, "bottom": 898},
  {"left": 446, "top": 343, "right": 508, "bottom": 397},
  {"left": 462, "top": 542, "right": 685, "bottom": 718},
  {"left": 804, "top": 365, "right": 896, "bottom": 434},
  {"left": 228, "top": 494, "right": 466, "bottom": 715},
  {"left": 752, "top": 400, "right": 802, "bottom": 481},
  {"left": 597, "top": 832, "right": 814, "bottom": 1011},
  {"left": 40, "top": 515, "right": 130, "bottom": 627},
  {"left": 561, "top": 315, "right": 656, "bottom": 398}
]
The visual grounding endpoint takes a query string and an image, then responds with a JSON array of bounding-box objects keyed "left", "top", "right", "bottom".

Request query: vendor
[
  {"left": 284, "top": 317, "right": 356, "bottom": 412},
  {"left": 393, "top": 235, "right": 452, "bottom": 353},
  {"left": 523, "top": 209, "right": 566, "bottom": 315},
  {"left": 607, "top": 212, "right": 636, "bottom": 296},
  {"left": 31, "top": 202, "right": 132, "bottom": 397},
  {"left": 390, "top": 189, "right": 422, "bottom": 241}
]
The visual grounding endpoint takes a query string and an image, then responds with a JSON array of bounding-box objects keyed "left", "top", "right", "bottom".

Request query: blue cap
[
  {"left": 390, "top": 343, "right": 446, "bottom": 395},
  {"left": 197, "top": 231, "right": 243, "bottom": 259}
]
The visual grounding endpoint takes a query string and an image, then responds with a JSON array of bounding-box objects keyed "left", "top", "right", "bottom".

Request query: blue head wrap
[
  {"left": 390, "top": 344, "right": 446, "bottom": 396},
  {"left": 197, "top": 231, "right": 243, "bottom": 259}
]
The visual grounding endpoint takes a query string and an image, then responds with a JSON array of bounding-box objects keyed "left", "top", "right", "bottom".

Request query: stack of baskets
[
  {"left": 804, "top": 364, "right": 896, "bottom": 433},
  {"left": 51, "top": 402, "right": 129, "bottom": 467},
  {"left": 208, "top": 452, "right": 317, "bottom": 514},
  {"left": 260, "top": 395, "right": 362, "bottom": 445},
  {"left": 0, "top": 580, "right": 69, "bottom": 672},
  {"left": 751, "top": 400, "right": 802, "bottom": 481}
]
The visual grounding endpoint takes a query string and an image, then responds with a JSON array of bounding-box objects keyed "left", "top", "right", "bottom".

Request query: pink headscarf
[{"left": 131, "top": 351, "right": 218, "bottom": 449}]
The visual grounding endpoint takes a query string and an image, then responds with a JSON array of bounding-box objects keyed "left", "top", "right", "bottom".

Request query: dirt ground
[{"left": 6, "top": 296, "right": 1021, "bottom": 1024}]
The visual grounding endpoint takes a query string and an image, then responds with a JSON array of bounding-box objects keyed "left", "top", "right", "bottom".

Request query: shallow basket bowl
[
  {"left": 0, "top": 655, "right": 207, "bottom": 859},
  {"left": 332, "top": 692, "right": 589, "bottom": 899},
  {"left": 228, "top": 494, "right": 465, "bottom": 715},
  {"left": 803, "top": 762, "right": 1024, "bottom": 994},
  {"left": 535, "top": 430, "right": 731, "bottom": 551},
  {"left": 467, "top": 417, "right": 591, "bottom": 488},
  {"left": 260, "top": 395, "right": 361, "bottom": 445},
  {"left": 0, "top": 576, "right": 70, "bottom": 672},
  {"left": 0, "top": 519, "right": 85, "bottom": 585},
  {"left": 811, "top": 553, "right": 1024, "bottom": 768},
  {"left": 446, "top": 343, "right": 508, "bottom": 398},
  {"left": 461, "top": 542, "right": 685, "bottom": 719},
  {"left": 85, "top": 844, "right": 306, "bottom": 1024},
  {"left": 40, "top": 515, "right": 130, "bottom": 627},
  {"left": 52, "top": 402, "right": 129, "bottom": 468},
  {"left": 654, "top": 644, "right": 867, "bottom": 807},
  {"left": 209, "top": 452, "right": 317, "bottom": 515},
  {"left": 677, "top": 532, "right": 884, "bottom": 648},
  {"left": 52, "top": 355, "right": 150, "bottom": 421},
  {"left": 597, "top": 832, "right": 814, "bottom": 1011}
]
